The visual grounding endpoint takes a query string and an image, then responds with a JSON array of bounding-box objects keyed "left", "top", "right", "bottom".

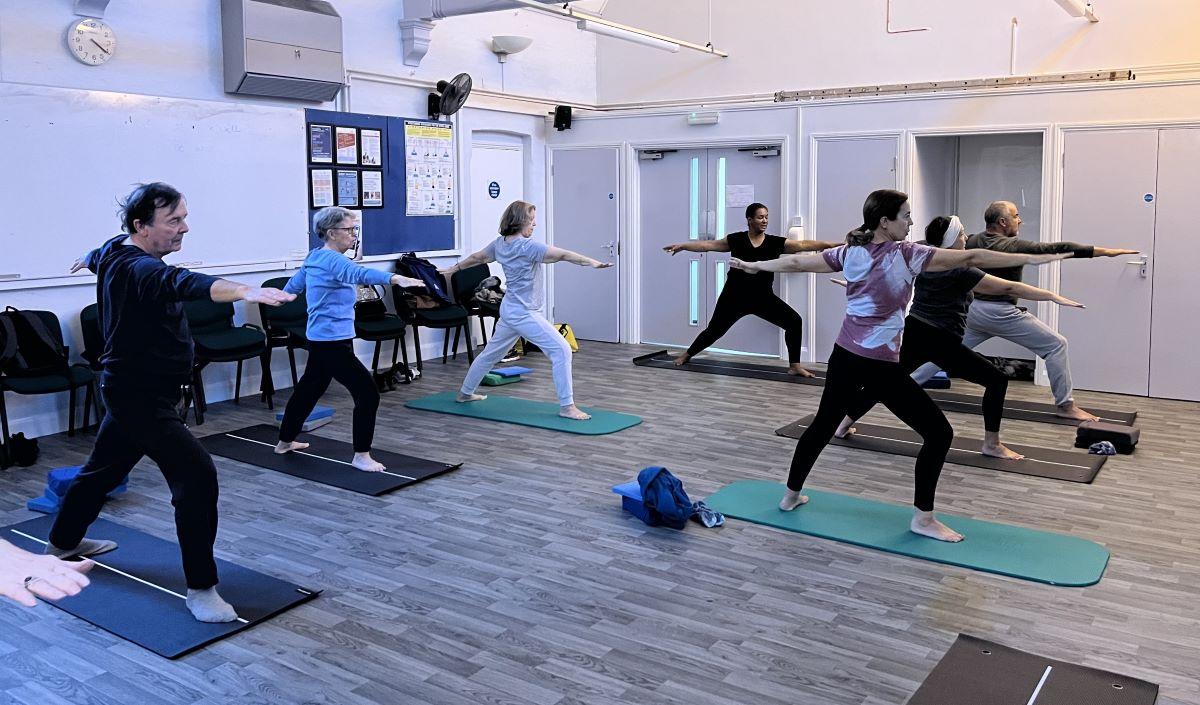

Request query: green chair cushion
[
  {"left": 193, "top": 328, "right": 264, "bottom": 357},
  {"left": 2, "top": 365, "right": 94, "bottom": 394}
]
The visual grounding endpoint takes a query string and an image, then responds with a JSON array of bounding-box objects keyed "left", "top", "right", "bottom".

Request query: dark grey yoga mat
[
  {"left": 908, "top": 634, "right": 1158, "bottom": 704},
  {"left": 634, "top": 349, "right": 1138, "bottom": 428},
  {"left": 3, "top": 516, "right": 319, "bottom": 659},
  {"left": 775, "top": 415, "right": 1106, "bottom": 482},
  {"left": 926, "top": 389, "right": 1138, "bottom": 427},
  {"left": 632, "top": 349, "right": 826, "bottom": 386},
  {"left": 202, "top": 424, "right": 461, "bottom": 496}
]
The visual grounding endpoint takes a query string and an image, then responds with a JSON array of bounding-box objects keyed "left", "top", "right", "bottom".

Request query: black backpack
[{"left": 0, "top": 307, "right": 70, "bottom": 379}]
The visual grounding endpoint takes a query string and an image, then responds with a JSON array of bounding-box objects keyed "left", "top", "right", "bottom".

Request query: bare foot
[
  {"left": 559, "top": 404, "right": 591, "bottom": 421},
  {"left": 274, "top": 440, "right": 310, "bottom": 454},
  {"left": 779, "top": 489, "right": 809, "bottom": 511},
  {"left": 787, "top": 363, "right": 815, "bottom": 378},
  {"left": 351, "top": 452, "right": 385, "bottom": 473},
  {"left": 834, "top": 416, "right": 857, "bottom": 439},
  {"left": 910, "top": 511, "right": 964, "bottom": 542},
  {"left": 673, "top": 353, "right": 692, "bottom": 367},
  {"left": 1055, "top": 402, "right": 1099, "bottom": 423},
  {"left": 981, "top": 442, "right": 1024, "bottom": 461},
  {"left": 457, "top": 392, "right": 487, "bottom": 403}
]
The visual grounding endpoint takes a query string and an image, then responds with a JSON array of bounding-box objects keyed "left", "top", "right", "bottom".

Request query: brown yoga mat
[{"left": 908, "top": 634, "right": 1158, "bottom": 704}]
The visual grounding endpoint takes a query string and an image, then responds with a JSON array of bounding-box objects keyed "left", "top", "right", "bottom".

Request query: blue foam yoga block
[
  {"left": 275, "top": 406, "right": 334, "bottom": 432},
  {"left": 491, "top": 366, "right": 534, "bottom": 378},
  {"left": 612, "top": 480, "right": 653, "bottom": 524}
]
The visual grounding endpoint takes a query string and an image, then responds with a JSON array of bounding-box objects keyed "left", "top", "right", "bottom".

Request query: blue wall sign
[{"left": 488, "top": 181, "right": 501, "bottom": 199}]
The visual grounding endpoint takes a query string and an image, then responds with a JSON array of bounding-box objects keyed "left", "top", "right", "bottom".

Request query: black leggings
[
  {"left": 686, "top": 286, "right": 804, "bottom": 363},
  {"left": 51, "top": 378, "right": 221, "bottom": 589},
  {"left": 788, "top": 344, "right": 953, "bottom": 511},
  {"left": 845, "top": 316, "right": 1009, "bottom": 433},
  {"left": 279, "top": 339, "right": 380, "bottom": 452}
]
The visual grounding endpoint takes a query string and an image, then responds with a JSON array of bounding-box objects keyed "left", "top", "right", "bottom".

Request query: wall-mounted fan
[{"left": 428, "top": 73, "right": 472, "bottom": 121}]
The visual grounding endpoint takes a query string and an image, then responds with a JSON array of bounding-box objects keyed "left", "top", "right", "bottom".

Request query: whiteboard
[{"left": 0, "top": 84, "right": 309, "bottom": 282}]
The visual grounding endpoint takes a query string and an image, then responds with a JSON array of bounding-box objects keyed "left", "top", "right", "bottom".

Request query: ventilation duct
[{"left": 222, "top": 0, "right": 345, "bottom": 102}]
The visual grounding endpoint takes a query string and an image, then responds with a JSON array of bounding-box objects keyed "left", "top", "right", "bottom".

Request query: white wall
[
  {"left": 0, "top": 0, "right": 594, "bottom": 438},
  {"left": 595, "top": 0, "right": 1200, "bottom": 104}
]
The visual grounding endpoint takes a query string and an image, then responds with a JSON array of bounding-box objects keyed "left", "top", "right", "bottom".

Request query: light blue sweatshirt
[{"left": 284, "top": 248, "right": 393, "bottom": 341}]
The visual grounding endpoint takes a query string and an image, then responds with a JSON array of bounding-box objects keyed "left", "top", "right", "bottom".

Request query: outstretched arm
[
  {"left": 783, "top": 239, "right": 841, "bottom": 254},
  {"left": 210, "top": 280, "right": 296, "bottom": 306},
  {"left": 663, "top": 238, "right": 730, "bottom": 255},
  {"left": 927, "top": 248, "right": 1071, "bottom": 273},
  {"left": 544, "top": 246, "right": 612, "bottom": 268},
  {"left": 731, "top": 253, "right": 834, "bottom": 274},
  {"left": 1093, "top": 246, "right": 1140, "bottom": 257},
  {"left": 0, "top": 540, "right": 94, "bottom": 607},
  {"left": 973, "top": 274, "right": 1084, "bottom": 308},
  {"left": 439, "top": 246, "right": 495, "bottom": 276}
]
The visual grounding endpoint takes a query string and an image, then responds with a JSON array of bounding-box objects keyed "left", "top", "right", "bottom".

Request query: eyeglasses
[{"left": 329, "top": 225, "right": 362, "bottom": 236}]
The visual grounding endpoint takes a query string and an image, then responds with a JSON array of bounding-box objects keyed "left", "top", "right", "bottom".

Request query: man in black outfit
[{"left": 49, "top": 183, "right": 293, "bottom": 622}]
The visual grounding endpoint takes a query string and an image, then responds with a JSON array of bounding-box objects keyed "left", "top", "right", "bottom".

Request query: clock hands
[{"left": 90, "top": 38, "right": 110, "bottom": 54}]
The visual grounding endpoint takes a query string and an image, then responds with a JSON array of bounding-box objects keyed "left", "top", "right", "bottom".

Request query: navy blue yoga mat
[{"left": 4, "top": 516, "right": 319, "bottom": 659}]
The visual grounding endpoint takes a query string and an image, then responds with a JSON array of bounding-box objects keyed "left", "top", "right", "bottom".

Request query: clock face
[{"left": 66, "top": 18, "right": 116, "bottom": 65}]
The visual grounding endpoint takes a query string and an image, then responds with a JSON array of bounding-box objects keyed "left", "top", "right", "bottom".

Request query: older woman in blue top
[
  {"left": 441, "top": 200, "right": 611, "bottom": 420},
  {"left": 275, "top": 207, "right": 422, "bottom": 472}
]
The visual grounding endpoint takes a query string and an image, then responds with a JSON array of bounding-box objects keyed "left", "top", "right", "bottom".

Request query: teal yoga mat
[
  {"left": 705, "top": 480, "right": 1109, "bottom": 587},
  {"left": 405, "top": 392, "right": 642, "bottom": 435}
]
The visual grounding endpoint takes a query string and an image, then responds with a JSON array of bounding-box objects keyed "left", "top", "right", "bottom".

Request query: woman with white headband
[
  {"left": 732, "top": 190, "right": 1072, "bottom": 542},
  {"left": 833, "top": 214, "right": 1084, "bottom": 461}
]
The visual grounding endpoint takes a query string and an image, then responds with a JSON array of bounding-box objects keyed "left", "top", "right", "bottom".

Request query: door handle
[{"left": 1125, "top": 254, "right": 1149, "bottom": 278}]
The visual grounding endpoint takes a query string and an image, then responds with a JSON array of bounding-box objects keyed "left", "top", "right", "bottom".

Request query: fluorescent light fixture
[
  {"left": 775, "top": 69, "right": 1132, "bottom": 102},
  {"left": 577, "top": 19, "right": 680, "bottom": 53},
  {"left": 686, "top": 110, "right": 719, "bottom": 126},
  {"left": 1052, "top": 0, "right": 1099, "bottom": 22}
]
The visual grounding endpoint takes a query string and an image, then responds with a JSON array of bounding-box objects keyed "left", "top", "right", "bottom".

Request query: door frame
[
  {"left": 805, "top": 129, "right": 904, "bottom": 363},
  {"left": 624, "top": 134, "right": 793, "bottom": 350},
  {"left": 1054, "top": 118, "right": 1200, "bottom": 396},
  {"left": 545, "top": 143, "right": 624, "bottom": 337}
]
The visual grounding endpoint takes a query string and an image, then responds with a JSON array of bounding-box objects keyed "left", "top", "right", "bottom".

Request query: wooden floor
[{"left": 2, "top": 341, "right": 1198, "bottom": 705}]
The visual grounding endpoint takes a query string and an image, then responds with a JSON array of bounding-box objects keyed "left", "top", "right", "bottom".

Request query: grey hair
[
  {"left": 498, "top": 200, "right": 536, "bottom": 236},
  {"left": 983, "top": 201, "right": 1015, "bottom": 227},
  {"left": 312, "top": 206, "right": 356, "bottom": 240}
]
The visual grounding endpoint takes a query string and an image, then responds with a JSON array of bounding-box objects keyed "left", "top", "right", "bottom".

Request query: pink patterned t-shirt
[{"left": 822, "top": 240, "right": 936, "bottom": 362}]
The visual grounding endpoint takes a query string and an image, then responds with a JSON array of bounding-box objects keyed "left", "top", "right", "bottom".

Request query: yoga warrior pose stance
[
  {"left": 441, "top": 200, "right": 611, "bottom": 420},
  {"left": 275, "top": 207, "right": 424, "bottom": 472},
  {"left": 663, "top": 203, "right": 839, "bottom": 377},
  {"left": 731, "top": 190, "right": 1070, "bottom": 542},
  {"left": 910, "top": 200, "right": 1137, "bottom": 422},
  {"left": 54, "top": 183, "right": 294, "bottom": 622},
  {"left": 833, "top": 215, "right": 1085, "bottom": 460}
]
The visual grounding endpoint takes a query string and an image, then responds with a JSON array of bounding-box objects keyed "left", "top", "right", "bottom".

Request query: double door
[
  {"left": 639, "top": 147, "right": 782, "bottom": 356},
  {"left": 1059, "top": 127, "right": 1200, "bottom": 401}
]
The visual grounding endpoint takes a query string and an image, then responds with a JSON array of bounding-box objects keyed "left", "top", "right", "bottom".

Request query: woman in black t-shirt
[
  {"left": 663, "top": 203, "right": 839, "bottom": 377},
  {"left": 835, "top": 215, "right": 1084, "bottom": 460}
]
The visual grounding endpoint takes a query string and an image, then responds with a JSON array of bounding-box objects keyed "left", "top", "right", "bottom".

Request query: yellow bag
[{"left": 557, "top": 323, "right": 579, "bottom": 352}]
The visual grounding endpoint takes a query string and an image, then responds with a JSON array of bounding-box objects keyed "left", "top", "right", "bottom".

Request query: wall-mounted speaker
[{"left": 553, "top": 105, "right": 572, "bottom": 131}]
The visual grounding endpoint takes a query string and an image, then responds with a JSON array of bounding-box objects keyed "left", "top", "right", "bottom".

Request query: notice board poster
[{"left": 404, "top": 120, "right": 454, "bottom": 216}]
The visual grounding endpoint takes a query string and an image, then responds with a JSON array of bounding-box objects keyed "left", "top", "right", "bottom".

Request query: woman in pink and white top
[{"left": 731, "top": 190, "right": 1070, "bottom": 542}]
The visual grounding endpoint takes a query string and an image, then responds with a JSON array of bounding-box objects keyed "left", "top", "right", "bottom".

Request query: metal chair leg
[
  {"left": 464, "top": 323, "right": 475, "bottom": 363},
  {"left": 412, "top": 325, "right": 423, "bottom": 372},
  {"left": 0, "top": 390, "right": 9, "bottom": 447},
  {"left": 288, "top": 346, "right": 299, "bottom": 385},
  {"left": 234, "top": 360, "right": 243, "bottom": 403},
  {"left": 68, "top": 385, "right": 77, "bottom": 437}
]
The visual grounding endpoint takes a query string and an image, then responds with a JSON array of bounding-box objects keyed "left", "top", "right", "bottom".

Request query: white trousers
[{"left": 460, "top": 307, "right": 575, "bottom": 406}]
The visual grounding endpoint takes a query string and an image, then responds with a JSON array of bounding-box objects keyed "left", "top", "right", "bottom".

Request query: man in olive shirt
[{"left": 912, "top": 200, "right": 1137, "bottom": 422}]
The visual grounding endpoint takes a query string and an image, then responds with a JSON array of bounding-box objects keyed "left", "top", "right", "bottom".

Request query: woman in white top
[{"left": 440, "top": 200, "right": 611, "bottom": 420}]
